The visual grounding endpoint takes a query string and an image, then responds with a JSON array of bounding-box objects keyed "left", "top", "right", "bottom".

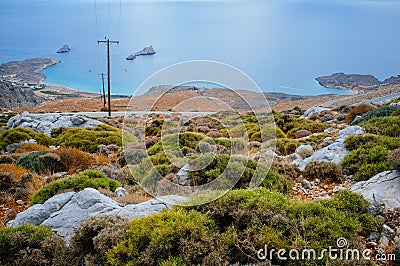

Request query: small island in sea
[
  {"left": 57, "top": 45, "right": 71, "bottom": 53},
  {"left": 126, "top": 45, "right": 156, "bottom": 60}
]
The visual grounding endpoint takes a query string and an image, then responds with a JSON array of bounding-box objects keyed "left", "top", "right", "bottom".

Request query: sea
[{"left": 0, "top": 0, "right": 399, "bottom": 96}]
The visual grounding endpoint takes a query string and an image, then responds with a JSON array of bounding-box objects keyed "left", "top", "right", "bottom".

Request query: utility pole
[
  {"left": 98, "top": 73, "right": 106, "bottom": 107},
  {"left": 98, "top": 37, "right": 119, "bottom": 116}
]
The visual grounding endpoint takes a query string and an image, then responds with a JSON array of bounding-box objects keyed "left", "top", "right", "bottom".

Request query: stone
[
  {"left": 206, "top": 131, "right": 222, "bottom": 138},
  {"left": 57, "top": 45, "right": 71, "bottom": 53},
  {"left": 369, "top": 232, "right": 381, "bottom": 242},
  {"left": 332, "top": 186, "right": 346, "bottom": 193},
  {"left": 350, "top": 115, "right": 363, "bottom": 125},
  {"left": 324, "top": 127, "right": 339, "bottom": 134},
  {"left": 295, "top": 144, "right": 313, "bottom": 154},
  {"left": 350, "top": 171, "right": 400, "bottom": 210},
  {"left": 7, "top": 112, "right": 102, "bottom": 136},
  {"left": 379, "top": 235, "right": 389, "bottom": 248},
  {"left": 175, "top": 164, "right": 191, "bottom": 186},
  {"left": 382, "top": 224, "right": 395, "bottom": 237},
  {"left": 197, "top": 126, "right": 210, "bottom": 133},
  {"left": 294, "top": 130, "right": 312, "bottom": 139},
  {"left": 301, "top": 106, "right": 331, "bottom": 119},
  {"left": 16, "top": 200, "right": 25, "bottom": 205},
  {"left": 114, "top": 187, "right": 129, "bottom": 197},
  {"left": 9, "top": 188, "right": 187, "bottom": 241},
  {"left": 302, "top": 179, "right": 312, "bottom": 190},
  {"left": 295, "top": 126, "right": 365, "bottom": 170}
]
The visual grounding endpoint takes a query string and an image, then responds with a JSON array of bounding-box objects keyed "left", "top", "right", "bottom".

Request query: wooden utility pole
[
  {"left": 98, "top": 73, "right": 106, "bottom": 106},
  {"left": 98, "top": 37, "right": 119, "bottom": 116}
]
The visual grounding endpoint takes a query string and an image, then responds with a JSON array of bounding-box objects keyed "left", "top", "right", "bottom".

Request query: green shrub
[
  {"left": 0, "top": 127, "right": 56, "bottom": 151},
  {"left": 342, "top": 134, "right": 400, "bottom": 181},
  {"left": 303, "top": 161, "right": 344, "bottom": 182},
  {"left": 145, "top": 119, "right": 164, "bottom": 137},
  {"left": 185, "top": 189, "right": 380, "bottom": 265},
  {"left": 344, "top": 104, "right": 376, "bottom": 124},
  {"left": 70, "top": 215, "right": 130, "bottom": 266},
  {"left": 357, "top": 105, "right": 399, "bottom": 123},
  {"left": 275, "top": 138, "right": 300, "bottom": 155},
  {"left": 106, "top": 209, "right": 218, "bottom": 266},
  {"left": 0, "top": 225, "right": 52, "bottom": 265},
  {"left": 30, "top": 170, "right": 120, "bottom": 205},
  {"left": 189, "top": 154, "right": 291, "bottom": 193},
  {"left": 360, "top": 116, "right": 400, "bottom": 137},
  {"left": 274, "top": 113, "right": 328, "bottom": 137},
  {"left": 17, "top": 151, "right": 65, "bottom": 174},
  {"left": 57, "top": 124, "right": 136, "bottom": 153}
]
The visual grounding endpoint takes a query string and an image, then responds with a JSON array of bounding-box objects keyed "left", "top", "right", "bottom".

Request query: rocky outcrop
[
  {"left": 382, "top": 75, "right": 400, "bottom": 86},
  {"left": 301, "top": 106, "right": 331, "bottom": 119},
  {"left": 57, "top": 45, "right": 71, "bottom": 53},
  {"left": 316, "top": 73, "right": 381, "bottom": 90},
  {"left": 294, "top": 126, "right": 365, "bottom": 170},
  {"left": 0, "top": 58, "right": 59, "bottom": 84},
  {"left": 0, "top": 80, "right": 44, "bottom": 108},
  {"left": 126, "top": 46, "right": 156, "bottom": 60},
  {"left": 350, "top": 171, "right": 400, "bottom": 209},
  {"left": 8, "top": 188, "right": 187, "bottom": 240},
  {"left": 7, "top": 112, "right": 102, "bottom": 135}
]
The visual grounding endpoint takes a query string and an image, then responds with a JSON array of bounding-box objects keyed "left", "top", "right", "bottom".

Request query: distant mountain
[{"left": 0, "top": 80, "right": 44, "bottom": 108}]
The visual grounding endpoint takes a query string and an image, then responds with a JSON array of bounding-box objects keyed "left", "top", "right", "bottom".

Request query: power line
[
  {"left": 98, "top": 37, "right": 119, "bottom": 117},
  {"left": 98, "top": 73, "right": 107, "bottom": 107}
]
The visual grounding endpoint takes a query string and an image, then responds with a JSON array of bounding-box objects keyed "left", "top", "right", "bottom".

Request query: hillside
[{"left": 0, "top": 80, "right": 44, "bottom": 108}]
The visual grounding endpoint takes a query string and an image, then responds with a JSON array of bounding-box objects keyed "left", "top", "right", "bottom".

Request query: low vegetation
[
  {"left": 30, "top": 170, "right": 120, "bottom": 205},
  {"left": 0, "top": 128, "right": 56, "bottom": 151},
  {"left": 303, "top": 161, "right": 344, "bottom": 182}
]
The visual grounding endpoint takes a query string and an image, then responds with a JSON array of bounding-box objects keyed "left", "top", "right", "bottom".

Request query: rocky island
[
  {"left": 126, "top": 45, "right": 156, "bottom": 60},
  {"left": 317, "top": 72, "right": 400, "bottom": 92},
  {"left": 0, "top": 58, "right": 59, "bottom": 84},
  {"left": 57, "top": 45, "right": 71, "bottom": 53}
]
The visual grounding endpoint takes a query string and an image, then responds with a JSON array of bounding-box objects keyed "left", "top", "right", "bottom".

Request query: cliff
[
  {"left": 0, "top": 58, "right": 59, "bottom": 84},
  {"left": 0, "top": 80, "right": 44, "bottom": 108}
]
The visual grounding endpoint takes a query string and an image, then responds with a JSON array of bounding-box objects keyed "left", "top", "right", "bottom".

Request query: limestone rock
[
  {"left": 295, "top": 126, "right": 365, "bottom": 170},
  {"left": 8, "top": 188, "right": 187, "bottom": 240},
  {"left": 114, "top": 187, "right": 129, "bottom": 197},
  {"left": 301, "top": 106, "right": 331, "bottom": 119},
  {"left": 7, "top": 112, "right": 102, "bottom": 136},
  {"left": 350, "top": 170, "right": 400, "bottom": 209}
]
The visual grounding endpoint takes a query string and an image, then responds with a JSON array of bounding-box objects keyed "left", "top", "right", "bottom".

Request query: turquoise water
[{"left": 0, "top": 0, "right": 399, "bottom": 96}]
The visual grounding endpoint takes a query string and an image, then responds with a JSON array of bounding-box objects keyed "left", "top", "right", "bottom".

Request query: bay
[{"left": 0, "top": 0, "right": 399, "bottom": 96}]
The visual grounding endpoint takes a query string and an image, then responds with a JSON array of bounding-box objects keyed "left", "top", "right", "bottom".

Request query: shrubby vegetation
[
  {"left": 17, "top": 151, "right": 64, "bottom": 174},
  {"left": 57, "top": 124, "right": 136, "bottom": 153},
  {"left": 360, "top": 116, "right": 400, "bottom": 137},
  {"left": 344, "top": 104, "right": 376, "bottom": 124},
  {"left": 274, "top": 113, "right": 328, "bottom": 138},
  {"left": 357, "top": 105, "right": 399, "bottom": 124},
  {"left": 303, "top": 161, "right": 344, "bottom": 182},
  {"left": 342, "top": 134, "right": 400, "bottom": 181},
  {"left": 0, "top": 128, "right": 56, "bottom": 151},
  {"left": 30, "top": 170, "right": 120, "bottom": 205},
  {"left": 107, "top": 189, "right": 382, "bottom": 266}
]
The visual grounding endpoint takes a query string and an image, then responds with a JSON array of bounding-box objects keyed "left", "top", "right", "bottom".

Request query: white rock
[{"left": 114, "top": 187, "right": 129, "bottom": 197}]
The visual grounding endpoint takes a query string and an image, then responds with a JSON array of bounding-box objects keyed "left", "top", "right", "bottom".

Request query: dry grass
[
  {"left": 0, "top": 164, "right": 31, "bottom": 180},
  {"left": 112, "top": 194, "right": 153, "bottom": 205},
  {"left": 15, "top": 143, "right": 51, "bottom": 153}
]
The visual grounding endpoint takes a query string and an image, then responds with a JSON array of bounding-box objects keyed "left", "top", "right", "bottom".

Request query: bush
[
  {"left": 30, "top": 170, "right": 120, "bottom": 205},
  {"left": 0, "top": 225, "right": 76, "bottom": 266},
  {"left": 17, "top": 151, "right": 65, "bottom": 174},
  {"left": 106, "top": 209, "right": 219, "bottom": 266},
  {"left": 344, "top": 104, "right": 376, "bottom": 124},
  {"left": 275, "top": 138, "right": 300, "bottom": 155},
  {"left": 274, "top": 113, "right": 328, "bottom": 137},
  {"left": 70, "top": 215, "right": 130, "bottom": 265},
  {"left": 388, "top": 148, "right": 400, "bottom": 170},
  {"left": 15, "top": 143, "right": 51, "bottom": 153},
  {"left": 57, "top": 124, "right": 136, "bottom": 153},
  {"left": 342, "top": 134, "right": 400, "bottom": 181},
  {"left": 357, "top": 105, "right": 399, "bottom": 123},
  {"left": 360, "top": 116, "right": 400, "bottom": 137},
  {"left": 182, "top": 189, "right": 380, "bottom": 265},
  {"left": 0, "top": 225, "right": 52, "bottom": 265},
  {"left": 0, "top": 170, "right": 42, "bottom": 204},
  {"left": 145, "top": 119, "right": 164, "bottom": 137},
  {"left": 55, "top": 147, "right": 110, "bottom": 174},
  {"left": 303, "top": 161, "right": 344, "bottom": 182},
  {"left": 0, "top": 127, "right": 56, "bottom": 151},
  {"left": 189, "top": 154, "right": 291, "bottom": 193}
]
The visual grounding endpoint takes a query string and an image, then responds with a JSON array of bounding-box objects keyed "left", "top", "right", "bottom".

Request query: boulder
[
  {"left": 294, "top": 130, "right": 312, "bottom": 139},
  {"left": 8, "top": 188, "right": 187, "bottom": 240},
  {"left": 301, "top": 106, "right": 331, "bottom": 119},
  {"left": 294, "top": 126, "right": 365, "bottom": 170},
  {"left": 350, "top": 171, "right": 400, "bottom": 210},
  {"left": 114, "top": 187, "right": 129, "bottom": 197},
  {"left": 7, "top": 112, "right": 102, "bottom": 135}
]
